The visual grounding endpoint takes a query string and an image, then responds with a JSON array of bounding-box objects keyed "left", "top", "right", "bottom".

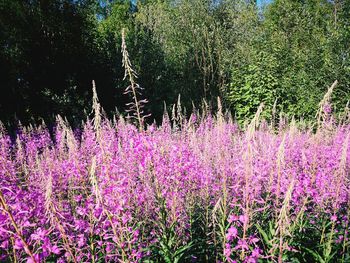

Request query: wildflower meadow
[{"left": 1, "top": 80, "right": 350, "bottom": 263}]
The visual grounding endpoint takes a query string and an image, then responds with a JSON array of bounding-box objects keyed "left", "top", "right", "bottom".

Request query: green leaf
[
  {"left": 256, "top": 223, "right": 272, "bottom": 247},
  {"left": 303, "top": 247, "right": 325, "bottom": 263}
]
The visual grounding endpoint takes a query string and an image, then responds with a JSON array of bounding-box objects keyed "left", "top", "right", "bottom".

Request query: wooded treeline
[{"left": 1, "top": 0, "right": 349, "bottom": 127}]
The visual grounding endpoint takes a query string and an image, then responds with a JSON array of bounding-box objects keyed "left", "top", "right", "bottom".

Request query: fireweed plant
[{"left": 1, "top": 80, "right": 350, "bottom": 263}]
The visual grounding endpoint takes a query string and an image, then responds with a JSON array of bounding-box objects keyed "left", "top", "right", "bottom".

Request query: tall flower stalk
[
  {"left": 0, "top": 85, "right": 349, "bottom": 262},
  {"left": 121, "top": 28, "right": 149, "bottom": 131}
]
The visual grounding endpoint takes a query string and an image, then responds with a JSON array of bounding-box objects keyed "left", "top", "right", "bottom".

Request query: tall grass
[{"left": 0, "top": 81, "right": 350, "bottom": 262}]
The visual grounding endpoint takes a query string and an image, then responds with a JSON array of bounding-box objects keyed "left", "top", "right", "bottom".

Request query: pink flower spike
[
  {"left": 14, "top": 239, "right": 24, "bottom": 250},
  {"left": 226, "top": 226, "right": 238, "bottom": 241},
  {"left": 239, "top": 214, "right": 248, "bottom": 224},
  {"left": 228, "top": 214, "right": 238, "bottom": 223},
  {"left": 26, "top": 254, "right": 40, "bottom": 263},
  {"left": 51, "top": 245, "right": 61, "bottom": 255}
]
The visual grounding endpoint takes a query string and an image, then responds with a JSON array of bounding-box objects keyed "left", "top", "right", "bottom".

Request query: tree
[
  {"left": 0, "top": 0, "right": 100, "bottom": 126},
  {"left": 228, "top": 0, "right": 350, "bottom": 121}
]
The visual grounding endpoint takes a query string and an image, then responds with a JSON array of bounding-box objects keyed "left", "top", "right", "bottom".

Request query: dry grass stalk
[
  {"left": 271, "top": 98, "right": 278, "bottom": 129},
  {"left": 89, "top": 156, "right": 103, "bottom": 206},
  {"left": 122, "top": 28, "right": 148, "bottom": 131},
  {"left": 43, "top": 168, "right": 77, "bottom": 263},
  {"left": 177, "top": 94, "right": 183, "bottom": 125},
  {"left": 276, "top": 135, "right": 286, "bottom": 208},
  {"left": 275, "top": 179, "right": 295, "bottom": 263},
  {"left": 0, "top": 189, "right": 38, "bottom": 263},
  {"left": 240, "top": 105, "right": 265, "bottom": 259},
  {"left": 171, "top": 104, "right": 178, "bottom": 131},
  {"left": 217, "top": 96, "right": 224, "bottom": 125},
  {"left": 340, "top": 100, "right": 350, "bottom": 125},
  {"left": 92, "top": 80, "right": 102, "bottom": 140},
  {"left": 246, "top": 103, "right": 264, "bottom": 141},
  {"left": 316, "top": 80, "right": 338, "bottom": 129},
  {"left": 334, "top": 133, "right": 349, "bottom": 210}
]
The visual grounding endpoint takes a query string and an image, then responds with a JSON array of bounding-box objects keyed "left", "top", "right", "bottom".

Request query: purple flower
[
  {"left": 223, "top": 243, "right": 232, "bottom": 258},
  {"left": 77, "top": 235, "right": 86, "bottom": 248},
  {"left": 26, "top": 254, "right": 40, "bottom": 263},
  {"left": 239, "top": 214, "right": 248, "bottom": 225},
  {"left": 226, "top": 226, "right": 238, "bottom": 241},
  {"left": 228, "top": 215, "right": 238, "bottom": 223},
  {"left": 0, "top": 240, "right": 9, "bottom": 249},
  {"left": 14, "top": 239, "right": 24, "bottom": 250},
  {"left": 51, "top": 245, "right": 61, "bottom": 255}
]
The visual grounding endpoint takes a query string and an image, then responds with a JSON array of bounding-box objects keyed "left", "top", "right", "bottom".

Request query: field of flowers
[{"left": 1, "top": 88, "right": 350, "bottom": 262}]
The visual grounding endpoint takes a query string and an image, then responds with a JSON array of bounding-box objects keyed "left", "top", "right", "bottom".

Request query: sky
[
  {"left": 130, "top": 0, "right": 274, "bottom": 5},
  {"left": 110, "top": 0, "right": 273, "bottom": 8},
  {"left": 257, "top": 0, "right": 272, "bottom": 7}
]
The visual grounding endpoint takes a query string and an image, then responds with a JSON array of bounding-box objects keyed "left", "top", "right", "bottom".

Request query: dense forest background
[{"left": 1, "top": 0, "right": 349, "bottom": 128}]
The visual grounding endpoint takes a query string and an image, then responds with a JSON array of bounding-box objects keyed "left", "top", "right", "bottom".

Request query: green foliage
[
  {"left": 144, "top": 196, "right": 194, "bottom": 262},
  {"left": 0, "top": 0, "right": 100, "bottom": 126},
  {"left": 228, "top": 0, "right": 350, "bottom": 121},
  {"left": 1, "top": 0, "right": 350, "bottom": 127},
  {"left": 229, "top": 51, "right": 279, "bottom": 123}
]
